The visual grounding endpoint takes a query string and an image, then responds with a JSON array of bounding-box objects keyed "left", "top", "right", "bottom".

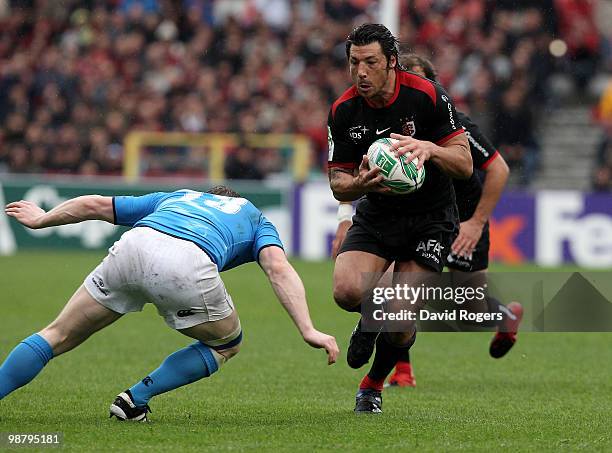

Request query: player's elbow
[
  {"left": 260, "top": 246, "right": 290, "bottom": 280},
  {"left": 497, "top": 155, "right": 510, "bottom": 179},
  {"left": 328, "top": 168, "right": 358, "bottom": 201},
  {"left": 81, "top": 195, "right": 104, "bottom": 217},
  {"left": 265, "top": 259, "right": 288, "bottom": 280},
  {"left": 330, "top": 181, "right": 358, "bottom": 202}
]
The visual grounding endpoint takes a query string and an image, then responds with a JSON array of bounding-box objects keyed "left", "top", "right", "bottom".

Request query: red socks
[{"left": 359, "top": 374, "right": 384, "bottom": 392}]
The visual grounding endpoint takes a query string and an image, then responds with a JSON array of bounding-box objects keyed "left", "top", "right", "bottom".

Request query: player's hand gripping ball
[{"left": 366, "top": 138, "right": 426, "bottom": 194}]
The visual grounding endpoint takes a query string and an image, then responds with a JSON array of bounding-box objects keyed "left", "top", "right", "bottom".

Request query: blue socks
[
  {"left": 129, "top": 342, "right": 219, "bottom": 407},
  {"left": 0, "top": 336, "right": 220, "bottom": 406},
  {"left": 0, "top": 333, "right": 54, "bottom": 399}
]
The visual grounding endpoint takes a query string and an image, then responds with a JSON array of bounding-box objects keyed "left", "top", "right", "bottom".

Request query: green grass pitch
[{"left": 0, "top": 251, "right": 611, "bottom": 452}]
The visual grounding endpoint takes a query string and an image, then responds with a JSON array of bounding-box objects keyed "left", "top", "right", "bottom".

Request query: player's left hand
[
  {"left": 302, "top": 328, "right": 339, "bottom": 365},
  {"left": 390, "top": 133, "right": 437, "bottom": 170},
  {"left": 451, "top": 217, "right": 485, "bottom": 257},
  {"left": 4, "top": 200, "right": 46, "bottom": 229}
]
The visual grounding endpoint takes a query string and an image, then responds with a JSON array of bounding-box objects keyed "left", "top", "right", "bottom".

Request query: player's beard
[{"left": 367, "top": 67, "right": 395, "bottom": 105}]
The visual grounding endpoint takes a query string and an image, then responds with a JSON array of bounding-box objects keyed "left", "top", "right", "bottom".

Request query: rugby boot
[
  {"left": 347, "top": 319, "right": 378, "bottom": 369},
  {"left": 385, "top": 361, "right": 416, "bottom": 388},
  {"left": 354, "top": 388, "right": 383, "bottom": 414},
  {"left": 489, "top": 302, "right": 523, "bottom": 359},
  {"left": 109, "top": 390, "right": 151, "bottom": 421}
]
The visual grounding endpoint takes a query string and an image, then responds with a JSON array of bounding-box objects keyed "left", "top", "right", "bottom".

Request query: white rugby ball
[{"left": 366, "top": 137, "right": 426, "bottom": 194}]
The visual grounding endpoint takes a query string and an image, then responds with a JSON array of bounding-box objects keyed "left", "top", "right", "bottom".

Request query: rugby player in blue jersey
[{"left": 1, "top": 185, "right": 338, "bottom": 421}]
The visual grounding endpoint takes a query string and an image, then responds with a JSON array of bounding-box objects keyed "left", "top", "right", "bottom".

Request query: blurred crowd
[
  {"left": 593, "top": 79, "right": 612, "bottom": 190},
  {"left": 0, "top": 0, "right": 609, "bottom": 187}
]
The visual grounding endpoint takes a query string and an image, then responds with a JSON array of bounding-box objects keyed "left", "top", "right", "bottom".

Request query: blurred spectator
[
  {"left": 225, "top": 141, "right": 264, "bottom": 180},
  {"left": 593, "top": 79, "right": 612, "bottom": 190},
  {"left": 595, "top": 1, "right": 612, "bottom": 71},
  {"left": 555, "top": 0, "right": 600, "bottom": 92},
  {"left": 492, "top": 86, "right": 541, "bottom": 186}
]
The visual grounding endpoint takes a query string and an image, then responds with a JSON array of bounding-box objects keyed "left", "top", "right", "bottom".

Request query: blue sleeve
[
  {"left": 113, "top": 192, "right": 169, "bottom": 226},
  {"left": 252, "top": 215, "right": 284, "bottom": 261}
]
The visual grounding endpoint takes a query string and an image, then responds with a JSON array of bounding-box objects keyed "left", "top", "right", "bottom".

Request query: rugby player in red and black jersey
[
  {"left": 328, "top": 24, "right": 472, "bottom": 413},
  {"left": 332, "top": 54, "right": 524, "bottom": 393}
]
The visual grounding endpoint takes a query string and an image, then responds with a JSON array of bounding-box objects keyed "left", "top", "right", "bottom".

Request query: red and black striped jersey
[{"left": 328, "top": 70, "right": 465, "bottom": 213}]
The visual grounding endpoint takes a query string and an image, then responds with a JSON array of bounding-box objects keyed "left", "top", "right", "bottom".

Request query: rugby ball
[{"left": 366, "top": 138, "right": 425, "bottom": 194}]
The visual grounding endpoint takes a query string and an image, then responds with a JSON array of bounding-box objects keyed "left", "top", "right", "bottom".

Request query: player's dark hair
[
  {"left": 346, "top": 23, "right": 402, "bottom": 70},
  {"left": 401, "top": 53, "right": 438, "bottom": 82},
  {"left": 207, "top": 185, "right": 241, "bottom": 198}
]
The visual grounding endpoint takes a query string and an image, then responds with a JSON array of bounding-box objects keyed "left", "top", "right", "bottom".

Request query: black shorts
[
  {"left": 445, "top": 221, "right": 490, "bottom": 272},
  {"left": 338, "top": 198, "right": 458, "bottom": 273}
]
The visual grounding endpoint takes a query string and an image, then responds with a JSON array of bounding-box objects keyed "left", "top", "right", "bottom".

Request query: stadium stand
[{"left": 0, "top": 0, "right": 608, "bottom": 188}]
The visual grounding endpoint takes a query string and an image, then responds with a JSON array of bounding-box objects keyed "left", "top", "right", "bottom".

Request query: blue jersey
[{"left": 113, "top": 190, "right": 283, "bottom": 271}]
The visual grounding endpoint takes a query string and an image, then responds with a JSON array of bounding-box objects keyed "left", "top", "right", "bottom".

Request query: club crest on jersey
[{"left": 403, "top": 121, "right": 416, "bottom": 137}]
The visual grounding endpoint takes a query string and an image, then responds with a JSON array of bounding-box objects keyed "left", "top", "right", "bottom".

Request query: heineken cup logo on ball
[{"left": 367, "top": 138, "right": 426, "bottom": 194}]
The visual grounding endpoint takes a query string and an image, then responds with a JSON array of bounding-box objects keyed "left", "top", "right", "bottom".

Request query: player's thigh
[
  {"left": 385, "top": 260, "right": 435, "bottom": 341},
  {"left": 393, "top": 259, "right": 438, "bottom": 291},
  {"left": 40, "top": 285, "right": 123, "bottom": 356},
  {"left": 333, "top": 250, "right": 390, "bottom": 305}
]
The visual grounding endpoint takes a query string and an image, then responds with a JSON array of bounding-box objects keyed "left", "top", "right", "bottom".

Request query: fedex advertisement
[{"left": 293, "top": 183, "right": 612, "bottom": 268}]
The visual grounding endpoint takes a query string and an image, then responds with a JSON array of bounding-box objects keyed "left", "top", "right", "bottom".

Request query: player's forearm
[
  {"left": 431, "top": 136, "right": 472, "bottom": 179},
  {"left": 328, "top": 168, "right": 364, "bottom": 201},
  {"left": 472, "top": 156, "right": 509, "bottom": 225},
  {"left": 267, "top": 263, "right": 316, "bottom": 337},
  {"left": 37, "top": 196, "right": 114, "bottom": 228}
]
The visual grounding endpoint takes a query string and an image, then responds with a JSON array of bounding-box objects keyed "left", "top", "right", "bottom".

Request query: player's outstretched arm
[
  {"left": 258, "top": 246, "right": 339, "bottom": 365},
  {"left": 4, "top": 195, "right": 114, "bottom": 229}
]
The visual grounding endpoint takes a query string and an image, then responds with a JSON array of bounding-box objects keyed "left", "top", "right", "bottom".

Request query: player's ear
[{"left": 388, "top": 55, "right": 397, "bottom": 70}]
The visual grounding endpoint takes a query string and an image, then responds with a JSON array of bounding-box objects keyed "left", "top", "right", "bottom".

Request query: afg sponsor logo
[{"left": 416, "top": 239, "right": 443, "bottom": 264}]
